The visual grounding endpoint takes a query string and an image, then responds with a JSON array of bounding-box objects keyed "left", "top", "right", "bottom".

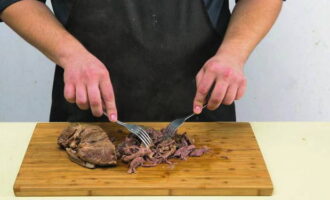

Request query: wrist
[
  {"left": 55, "top": 35, "right": 90, "bottom": 69},
  {"left": 215, "top": 42, "right": 251, "bottom": 69}
]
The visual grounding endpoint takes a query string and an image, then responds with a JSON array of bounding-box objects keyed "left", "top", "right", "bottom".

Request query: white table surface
[{"left": 1, "top": 122, "right": 329, "bottom": 200}]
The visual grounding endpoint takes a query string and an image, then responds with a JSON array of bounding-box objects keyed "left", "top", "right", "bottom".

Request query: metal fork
[
  {"left": 103, "top": 112, "right": 152, "bottom": 147},
  {"left": 165, "top": 105, "right": 207, "bottom": 137}
]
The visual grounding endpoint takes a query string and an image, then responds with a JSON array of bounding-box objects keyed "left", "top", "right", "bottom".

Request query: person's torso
[
  {"left": 50, "top": 0, "right": 236, "bottom": 122},
  {"left": 50, "top": 0, "right": 228, "bottom": 33}
]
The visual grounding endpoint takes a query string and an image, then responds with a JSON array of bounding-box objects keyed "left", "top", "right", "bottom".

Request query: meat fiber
[
  {"left": 117, "top": 128, "right": 209, "bottom": 173},
  {"left": 58, "top": 124, "right": 117, "bottom": 168},
  {"left": 58, "top": 124, "right": 208, "bottom": 173}
]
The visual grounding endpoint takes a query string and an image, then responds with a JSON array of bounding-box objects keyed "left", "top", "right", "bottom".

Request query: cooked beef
[
  {"left": 121, "top": 147, "right": 153, "bottom": 163},
  {"left": 172, "top": 145, "right": 196, "bottom": 160},
  {"left": 128, "top": 157, "right": 145, "bottom": 173},
  {"left": 57, "top": 124, "right": 117, "bottom": 168},
  {"left": 117, "top": 127, "right": 208, "bottom": 173},
  {"left": 189, "top": 147, "right": 209, "bottom": 157},
  {"left": 58, "top": 124, "right": 208, "bottom": 173}
]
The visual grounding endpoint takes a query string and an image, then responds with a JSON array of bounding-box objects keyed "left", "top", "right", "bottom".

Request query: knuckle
[
  {"left": 104, "top": 98, "right": 114, "bottom": 106},
  {"left": 101, "top": 93, "right": 110, "bottom": 100},
  {"left": 197, "top": 84, "right": 209, "bottom": 96},
  {"left": 90, "top": 99, "right": 100, "bottom": 107},
  {"left": 206, "top": 62, "right": 219, "bottom": 73},
  {"left": 100, "top": 69, "right": 110, "bottom": 78},
  {"left": 84, "top": 66, "right": 100, "bottom": 77},
  {"left": 90, "top": 70, "right": 99, "bottom": 78},
  {"left": 102, "top": 93, "right": 112, "bottom": 101},
  {"left": 222, "top": 67, "right": 233, "bottom": 78},
  {"left": 82, "top": 66, "right": 92, "bottom": 75},
  {"left": 90, "top": 69, "right": 109, "bottom": 82},
  {"left": 198, "top": 86, "right": 209, "bottom": 95},
  {"left": 236, "top": 75, "right": 244, "bottom": 83},
  {"left": 236, "top": 76, "right": 242, "bottom": 83},
  {"left": 229, "top": 74, "right": 238, "bottom": 82}
]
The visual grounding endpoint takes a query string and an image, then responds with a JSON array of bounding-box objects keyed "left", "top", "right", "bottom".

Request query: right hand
[{"left": 62, "top": 52, "right": 117, "bottom": 122}]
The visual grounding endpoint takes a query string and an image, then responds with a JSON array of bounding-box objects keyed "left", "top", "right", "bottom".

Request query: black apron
[{"left": 50, "top": 0, "right": 236, "bottom": 122}]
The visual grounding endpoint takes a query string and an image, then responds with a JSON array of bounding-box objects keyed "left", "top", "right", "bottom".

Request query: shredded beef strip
[
  {"left": 58, "top": 124, "right": 209, "bottom": 173},
  {"left": 117, "top": 127, "right": 208, "bottom": 173}
]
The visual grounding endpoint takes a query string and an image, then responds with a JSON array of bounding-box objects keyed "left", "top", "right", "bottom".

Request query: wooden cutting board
[{"left": 14, "top": 122, "right": 273, "bottom": 196}]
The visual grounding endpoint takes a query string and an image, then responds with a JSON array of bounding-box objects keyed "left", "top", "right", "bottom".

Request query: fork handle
[
  {"left": 184, "top": 104, "right": 207, "bottom": 121},
  {"left": 103, "top": 111, "right": 125, "bottom": 125},
  {"left": 116, "top": 120, "right": 126, "bottom": 126},
  {"left": 184, "top": 113, "right": 196, "bottom": 121}
]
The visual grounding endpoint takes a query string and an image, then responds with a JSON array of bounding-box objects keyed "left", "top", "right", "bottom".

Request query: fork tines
[{"left": 136, "top": 127, "right": 152, "bottom": 147}]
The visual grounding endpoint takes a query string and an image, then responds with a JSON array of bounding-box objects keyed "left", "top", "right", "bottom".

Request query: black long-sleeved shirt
[
  {"left": 1, "top": 0, "right": 228, "bottom": 31},
  {"left": 0, "top": 0, "right": 285, "bottom": 32}
]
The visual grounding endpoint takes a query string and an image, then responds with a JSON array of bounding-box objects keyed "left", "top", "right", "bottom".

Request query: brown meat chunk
[{"left": 57, "top": 124, "right": 117, "bottom": 168}]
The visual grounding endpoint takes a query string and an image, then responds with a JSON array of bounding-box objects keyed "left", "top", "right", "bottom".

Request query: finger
[
  {"left": 195, "top": 69, "right": 204, "bottom": 87},
  {"left": 235, "top": 79, "right": 247, "bottom": 100},
  {"left": 207, "top": 81, "right": 228, "bottom": 110},
  {"left": 222, "top": 84, "right": 239, "bottom": 105},
  {"left": 75, "top": 84, "right": 89, "bottom": 110},
  {"left": 193, "top": 71, "right": 216, "bottom": 114},
  {"left": 87, "top": 83, "right": 103, "bottom": 117},
  {"left": 100, "top": 78, "right": 117, "bottom": 122},
  {"left": 64, "top": 83, "right": 75, "bottom": 103}
]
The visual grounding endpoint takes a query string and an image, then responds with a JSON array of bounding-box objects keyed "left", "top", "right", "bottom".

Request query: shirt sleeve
[
  {"left": 0, "top": 0, "right": 21, "bottom": 13},
  {"left": 0, "top": 0, "right": 46, "bottom": 21}
]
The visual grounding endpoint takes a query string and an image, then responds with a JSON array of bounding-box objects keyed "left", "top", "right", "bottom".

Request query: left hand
[{"left": 193, "top": 54, "right": 247, "bottom": 114}]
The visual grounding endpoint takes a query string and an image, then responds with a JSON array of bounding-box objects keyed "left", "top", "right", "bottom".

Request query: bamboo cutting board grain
[{"left": 14, "top": 122, "right": 273, "bottom": 196}]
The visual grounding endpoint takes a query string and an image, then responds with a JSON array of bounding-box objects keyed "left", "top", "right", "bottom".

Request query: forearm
[
  {"left": 193, "top": 0, "right": 282, "bottom": 112},
  {"left": 217, "top": 0, "right": 283, "bottom": 66},
  {"left": 1, "top": 0, "right": 118, "bottom": 119},
  {"left": 0, "top": 0, "right": 88, "bottom": 68}
]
